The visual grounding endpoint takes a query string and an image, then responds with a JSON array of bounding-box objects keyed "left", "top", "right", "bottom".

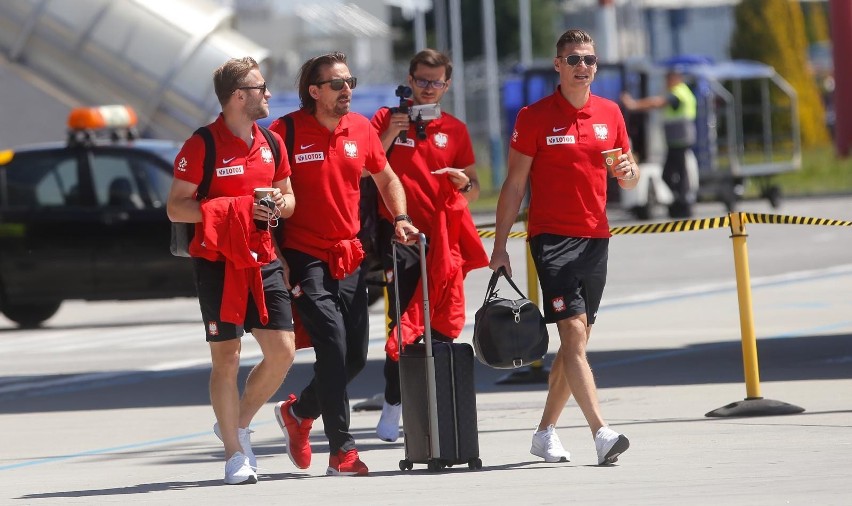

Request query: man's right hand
[
  {"left": 489, "top": 249, "right": 512, "bottom": 278},
  {"left": 387, "top": 111, "right": 410, "bottom": 137}
]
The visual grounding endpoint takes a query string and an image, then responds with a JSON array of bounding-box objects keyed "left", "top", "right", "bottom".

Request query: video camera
[
  {"left": 391, "top": 85, "right": 444, "bottom": 141},
  {"left": 392, "top": 85, "right": 413, "bottom": 142}
]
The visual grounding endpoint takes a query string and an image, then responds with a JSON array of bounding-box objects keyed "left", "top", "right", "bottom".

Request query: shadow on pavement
[{"left": 2, "top": 332, "right": 850, "bottom": 414}]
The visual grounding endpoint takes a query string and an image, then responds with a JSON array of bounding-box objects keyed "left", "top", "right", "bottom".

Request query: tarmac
[{"left": 2, "top": 199, "right": 852, "bottom": 505}]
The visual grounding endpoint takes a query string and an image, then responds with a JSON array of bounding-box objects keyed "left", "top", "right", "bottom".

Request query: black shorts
[
  {"left": 528, "top": 234, "right": 608, "bottom": 325},
  {"left": 194, "top": 258, "right": 294, "bottom": 342}
]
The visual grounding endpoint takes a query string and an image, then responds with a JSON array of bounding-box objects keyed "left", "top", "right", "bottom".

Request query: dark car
[{"left": 0, "top": 105, "right": 196, "bottom": 327}]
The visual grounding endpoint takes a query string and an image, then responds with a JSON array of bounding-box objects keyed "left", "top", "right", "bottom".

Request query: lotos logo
[
  {"left": 546, "top": 135, "right": 575, "bottom": 145},
  {"left": 216, "top": 165, "right": 245, "bottom": 177},
  {"left": 394, "top": 137, "right": 415, "bottom": 148},
  {"left": 295, "top": 152, "right": 324, "bottom": 163}
]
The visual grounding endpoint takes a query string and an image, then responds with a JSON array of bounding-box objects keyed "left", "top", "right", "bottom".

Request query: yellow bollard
[
  {"left": 705, "top": 212, "right": 803, "bottom": 417},
  {"left": 729, "top": 212, "right": 762, "bottom": 399}
]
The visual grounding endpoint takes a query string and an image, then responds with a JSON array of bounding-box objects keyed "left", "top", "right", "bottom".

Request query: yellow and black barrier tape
[
  {"left": 740, "top": 212, "right": 852, "bottom": 227},
  {"left": 476, "top": 212, "right": 852, "bottom": 239}
]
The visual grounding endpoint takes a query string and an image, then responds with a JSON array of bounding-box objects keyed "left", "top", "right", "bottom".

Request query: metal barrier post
[{"left": 705, "top": 212, "right": 804, "bottom": 417}]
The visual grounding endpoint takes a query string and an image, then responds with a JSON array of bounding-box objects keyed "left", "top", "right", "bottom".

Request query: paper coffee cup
[
  {"left": 602, "top": 148, "right": 622, "bottom": 178},
  {"left": 253, "top": 187, "right": 275, "bottom": 201}
]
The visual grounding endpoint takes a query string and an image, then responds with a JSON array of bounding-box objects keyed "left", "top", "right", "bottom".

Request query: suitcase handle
[
  {"left": 392, "top": 233, "right": 432, "bottom": 356},
  {"left": 392, "top": 232, "right": 442, "bottom": 459}
]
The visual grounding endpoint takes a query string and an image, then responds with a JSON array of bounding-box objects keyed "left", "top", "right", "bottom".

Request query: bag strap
[
  {"left": 483, "top": 266, "right": 529, "bottom": 304},
  {"left": 258, "top": 125, "right": 282, "bottom": 170},
  {"left": 278, "top": 114, "right": 296, "bottom": 166},
  {"left": 193, "top": 126, "right": 216, "bottom": 201}
]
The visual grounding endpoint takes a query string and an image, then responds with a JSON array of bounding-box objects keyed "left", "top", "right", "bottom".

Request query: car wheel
[{"left": 2, "top": 300, "right": 62, "bottom": 328}]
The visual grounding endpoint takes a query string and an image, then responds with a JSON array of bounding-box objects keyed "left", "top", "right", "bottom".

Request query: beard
[
  {"left": 247, "top": 100, "right": 269, "bottom": 121},
  {"left": 332, "top": 103, "right": 350, "bottom": 118}
]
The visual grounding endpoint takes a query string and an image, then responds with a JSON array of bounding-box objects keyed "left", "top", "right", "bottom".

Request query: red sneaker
[
  {"left": 326, "top": 449, "right": 369, "bottom": 476},
  {"left": 274, "top": 394, "right": 313, "bottom": 469}
]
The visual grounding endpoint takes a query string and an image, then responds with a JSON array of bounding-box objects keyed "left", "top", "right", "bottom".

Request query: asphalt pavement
[{"left": 1, "top": 196, "right": 851, "bottom": 505}]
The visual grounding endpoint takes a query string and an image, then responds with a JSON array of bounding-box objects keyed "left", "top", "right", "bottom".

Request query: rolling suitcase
[{"left": 393, "top": 233, "right": 482, "bottom": 471}]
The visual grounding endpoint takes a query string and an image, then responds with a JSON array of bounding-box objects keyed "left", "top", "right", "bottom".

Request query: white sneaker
[
  {"left": 595, "top": 426, "right": 630, "bottom": 465},
  {"left": 214, "top": 423, "right": 256, "bottom": 470},
  {"left": 224, "top": 451, "right": 257, "bottom": 485},
  {"left": 376, "top": 401, "right": 402, "bottom": 442},
  {"left": 530, "top": 425, "right": 570, "bottom": 463}
]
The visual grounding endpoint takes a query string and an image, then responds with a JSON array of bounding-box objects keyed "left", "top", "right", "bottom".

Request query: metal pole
[
  {"left": 482, "top": 0, "right": 503, "bottom": 185},
  {"left": 595, "top": 0, "right": 619, "bottom": 63},
  {"left": 449, "top": 0, "right": 466, "bottom": 122},
  {"left": 434, "top": 0, "right": 449, "bottom": 53},
  {"left": 519, "top": 0, "right": 532, "bottom": 67},
  {"left": 414, "top": 7, "right": 427, "bottom": 51}
]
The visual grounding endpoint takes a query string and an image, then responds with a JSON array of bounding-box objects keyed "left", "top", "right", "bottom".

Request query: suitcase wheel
[
  {"left": 427, "top": 459, "right": 444, "bottom": 472},
  {"left": 468, "top": 458, "right": 482, "bottom": 470},
  {"left": 399, "top": 459, "right": 413, "bottom": 471}
]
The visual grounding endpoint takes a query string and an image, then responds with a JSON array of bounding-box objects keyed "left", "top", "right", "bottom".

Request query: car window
[
  {"left": 90, "top": 146, "right": 176, "bottom": 209},
  {"left": 90, "top": 153, "right": 147, "bottom": 209},
  {"left": 137, "top": 155, "right": 176, "bottom": 208},
  {"left": 3, "top": 151, "right": 80, "bottom": 208}
]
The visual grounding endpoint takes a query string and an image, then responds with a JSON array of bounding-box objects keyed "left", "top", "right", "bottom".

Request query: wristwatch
[
  {"left": 394, "top": 214, "right": 412, "bottom": 224},
  {"left": 460, "top": 181, "right": 473, "bottom": 193}
]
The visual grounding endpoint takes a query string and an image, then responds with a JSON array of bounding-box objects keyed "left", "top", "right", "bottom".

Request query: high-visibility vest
[{"left": 663, "top": 82, "right": 697, "bottom": 148}]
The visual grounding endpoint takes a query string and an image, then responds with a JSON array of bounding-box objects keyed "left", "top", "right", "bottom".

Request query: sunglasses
[
  {"left": 236, "top": 83, "right": 267, "bottom": 94},
  {"left": 314, "top": 77, "right": 358, "bottom": 91},
  {"left": 559, "top": 54, "right": 598, "bottom": 67},
  {"left": 412, "top": 77, "right": 447, "bottom": 90}
]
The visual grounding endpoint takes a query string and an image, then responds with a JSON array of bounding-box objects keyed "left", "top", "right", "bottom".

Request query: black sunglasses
[
  {"left": 236, "top": 83, "right": 267, "bottom": 94},
  {"left": 412, "top": 77, "right": 447, "bottom": 90},
  {"left": 314, "top": 77, "right": 358, "bottom": 91},
  {"left": 559, "top": 54, "right": 598, "bottom": 67}
]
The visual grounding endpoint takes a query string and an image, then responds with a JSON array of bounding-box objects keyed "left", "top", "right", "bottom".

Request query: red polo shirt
[
  {"left": 173, "top": 114, "right": 290, "bottom": 261},
  {"left": 510, "top": 88, "right": 629, "bottom": 239},
  {"left": 370, "top": 108, "right": 475, "bottom": 235},
  {"left": 269, "top": 109, "right": 387, "bottom": 254}
]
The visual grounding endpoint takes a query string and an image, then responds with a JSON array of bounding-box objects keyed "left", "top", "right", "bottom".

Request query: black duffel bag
[{"left": 472, "top": 267, "right": 549, "bottom": 369}]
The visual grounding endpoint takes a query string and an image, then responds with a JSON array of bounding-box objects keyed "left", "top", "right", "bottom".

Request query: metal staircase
[{"left": 0, "top": 0, "right": 269, "bottom": 140}]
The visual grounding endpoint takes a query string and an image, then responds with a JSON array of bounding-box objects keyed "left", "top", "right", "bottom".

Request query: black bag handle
[{"left": 483, "top": 267, "right": 529, "bottom": 305}]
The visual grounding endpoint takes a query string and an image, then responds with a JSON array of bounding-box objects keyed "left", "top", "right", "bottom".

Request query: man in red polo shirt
[
  {"left": 490, "top": 29, "right": 639, "bottom": 467},
  {"left": 167, "top": 56, "right": 296, "bottom": 485},
  {"left": 369, "top": 48, "right": 488, "bottom": 443},
  {"left": 268, "top": 52, "right": 416, "bottom": 477}
]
